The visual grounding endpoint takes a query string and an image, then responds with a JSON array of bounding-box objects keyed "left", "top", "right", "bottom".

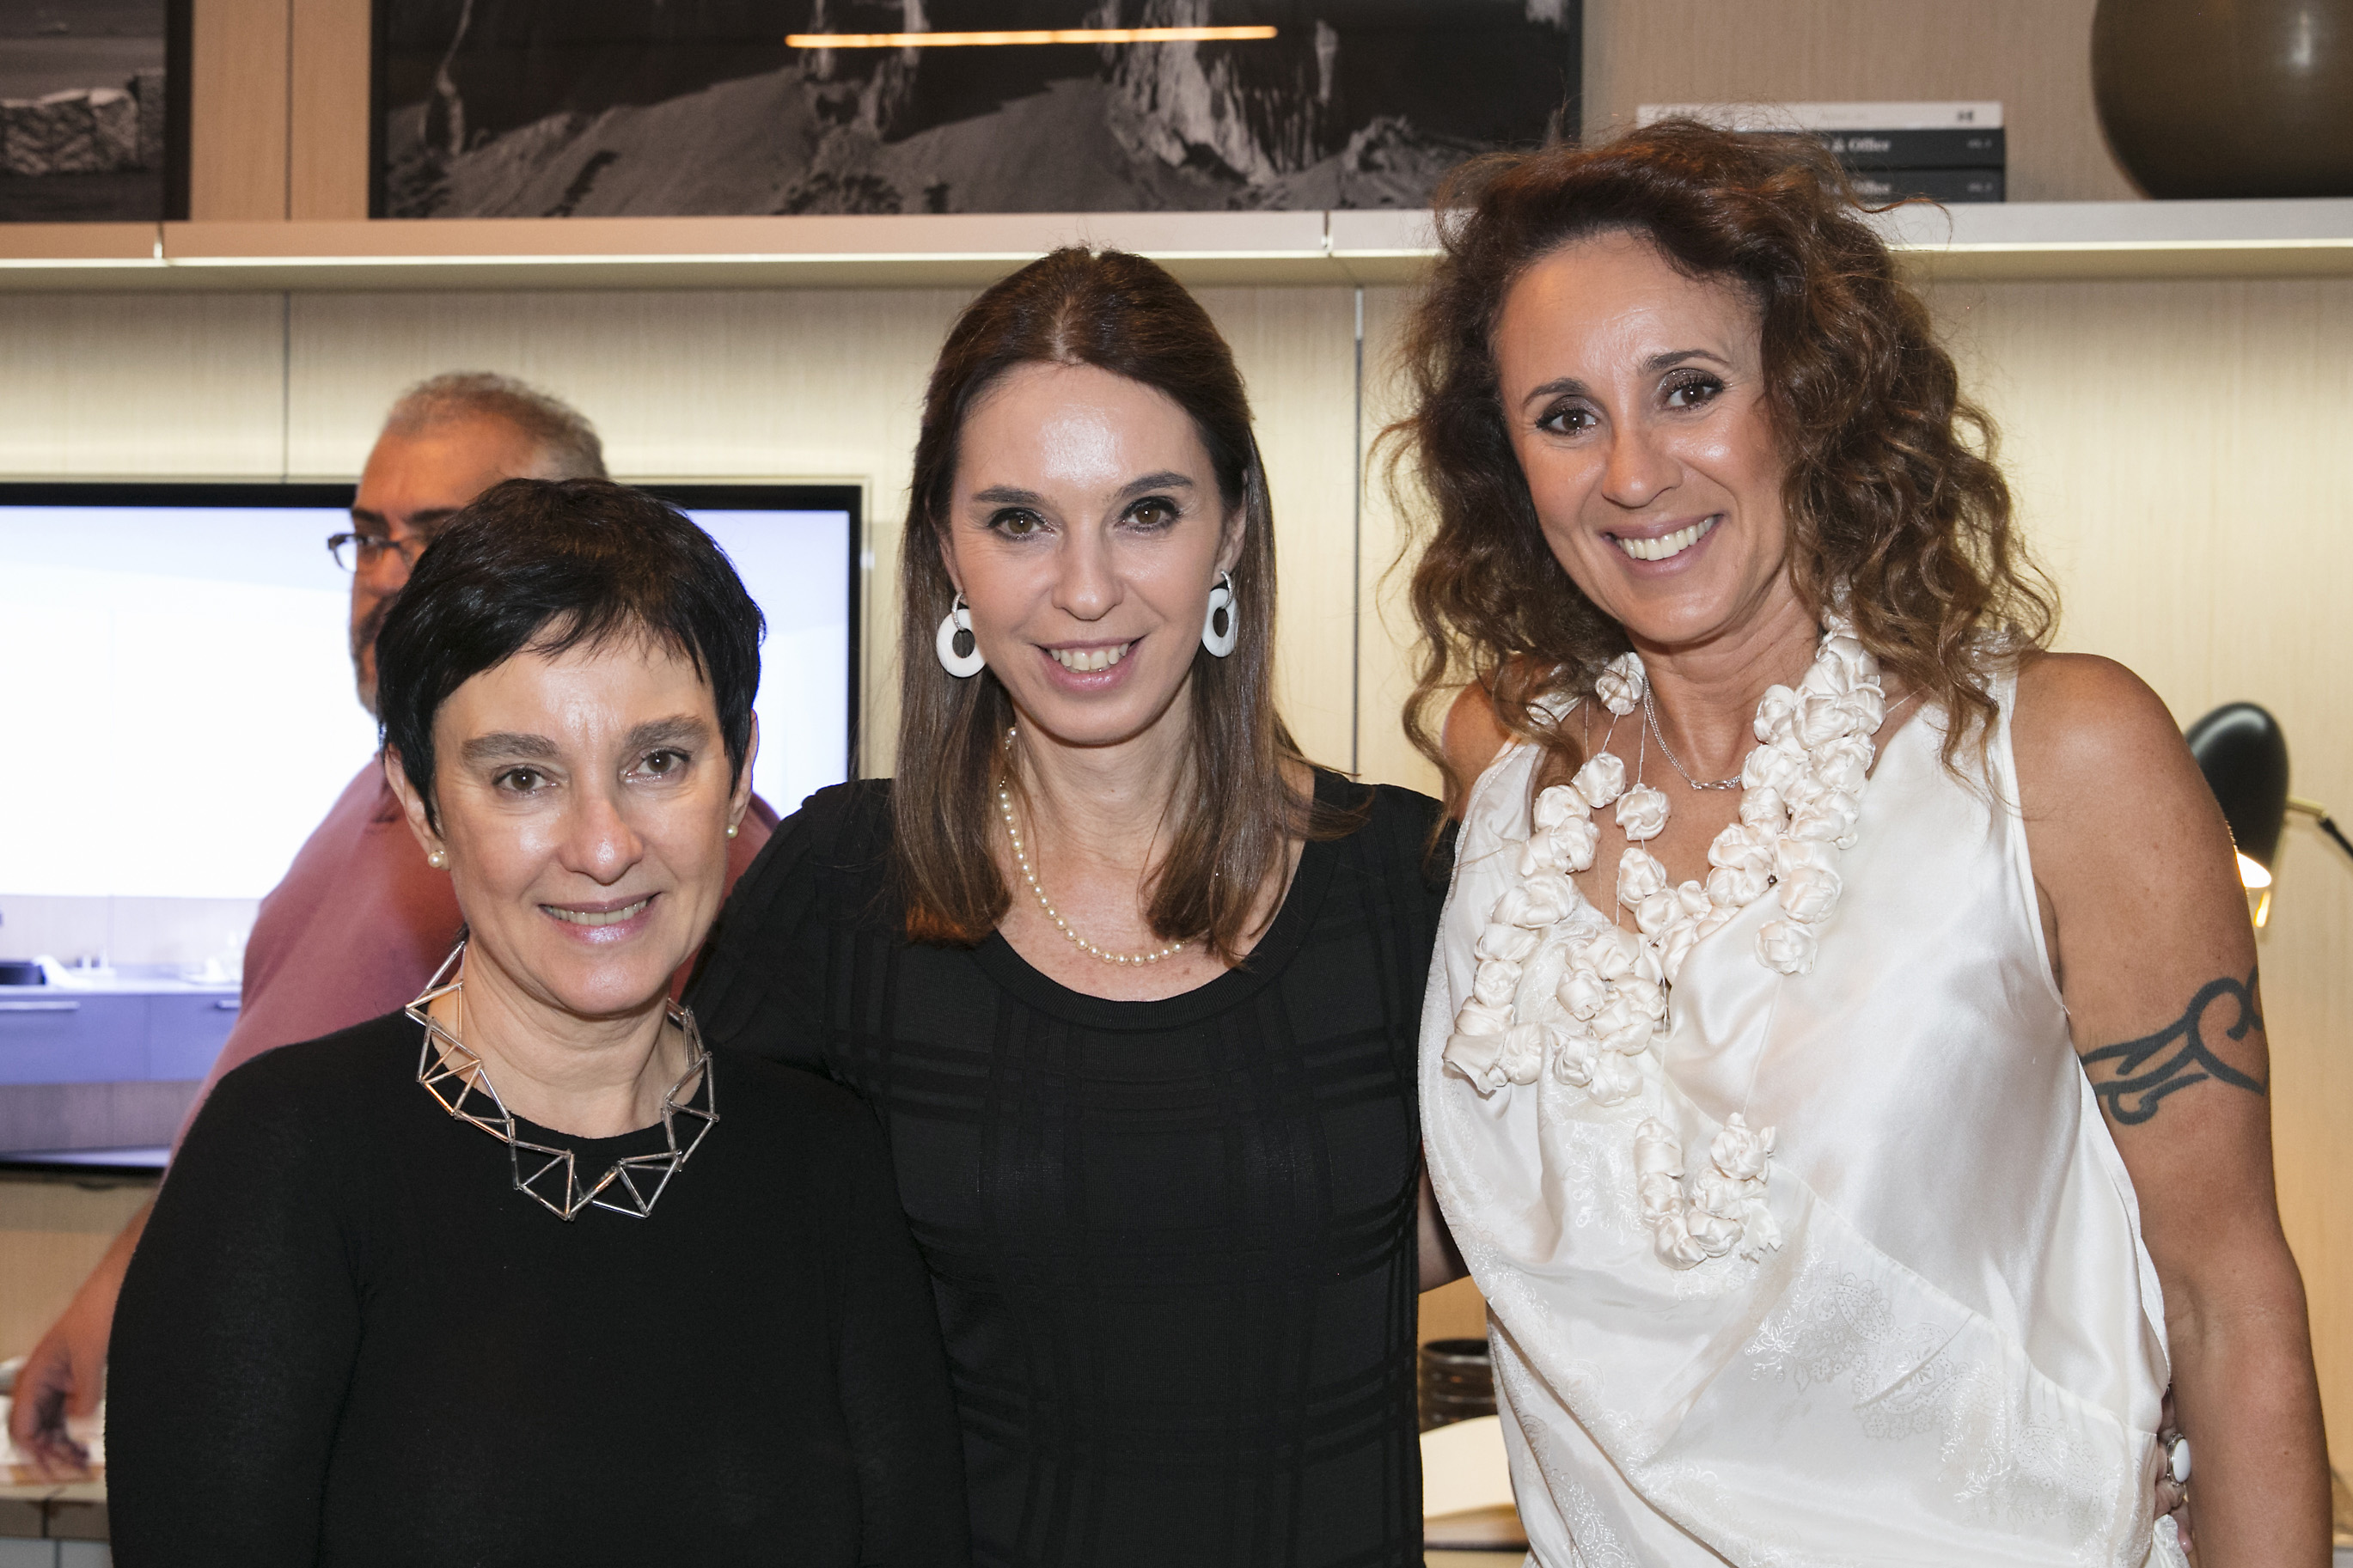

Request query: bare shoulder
[
  {"left": 2008, "top": 650, "right": 2245, "bottom": 996},
  {"left": 2011, "top": 651, "right": 2188, "bottom": 782},
  {"left": 1441, "top": 682, "right": 1514, "bottom": 790},
  {"left": 2010, "top": 651, "right": 2215, "bottom": 827}
]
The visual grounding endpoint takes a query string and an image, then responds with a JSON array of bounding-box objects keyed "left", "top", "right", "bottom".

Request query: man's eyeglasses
[{"left": 326, "top": 531, "right": 434, "bottom": 573}]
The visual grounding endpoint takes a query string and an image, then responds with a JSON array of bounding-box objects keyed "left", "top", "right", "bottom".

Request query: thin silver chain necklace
[
  {"left": 1642, "top": 688, "right": 1745, "bottom": 791},
  {"left": 1643, "top": 681, "right": 1924, "bottom": 794},
  {"left": 408, "top": 943, "right": 718, "bottom": 1221}
]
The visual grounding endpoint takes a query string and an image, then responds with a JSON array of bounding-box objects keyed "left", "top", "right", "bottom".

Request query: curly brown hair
[{"left": 1390, "top": 119, "right": 2054, "bottom": 811}]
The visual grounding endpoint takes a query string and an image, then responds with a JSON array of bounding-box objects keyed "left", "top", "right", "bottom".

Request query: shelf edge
[{"left": 7, "top": 202, "right": 2353, "bottom": 289}]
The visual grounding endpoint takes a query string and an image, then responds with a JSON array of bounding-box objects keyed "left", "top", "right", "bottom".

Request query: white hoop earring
[
  {"left": 1201, "top": 571, "right": 1238, "bottom": 658},
  {"left": 935, "top": 592, "right": 986, "bottom": 678}
]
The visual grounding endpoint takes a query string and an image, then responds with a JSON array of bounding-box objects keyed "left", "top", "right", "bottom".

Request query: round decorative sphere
[{"left": 2092, "top": 0, "right": 2353, "bottom": 198}]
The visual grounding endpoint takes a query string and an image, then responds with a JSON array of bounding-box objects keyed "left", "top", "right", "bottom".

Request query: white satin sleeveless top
[{"left": 1421, "top": 679, "right": 2184, "bottom": 1566}]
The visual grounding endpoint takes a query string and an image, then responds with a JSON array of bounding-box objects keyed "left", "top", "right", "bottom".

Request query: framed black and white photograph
[
  {"left": 0, "top": 0, "right": 185, "bottom": 222},
  {"left": 373, "top": 1, "right": 1579, "bottom": 217}
]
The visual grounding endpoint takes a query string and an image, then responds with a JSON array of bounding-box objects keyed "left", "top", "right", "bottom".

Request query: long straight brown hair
[{"left": 893, "top": 247, "right": 1350, "bottom": 963}]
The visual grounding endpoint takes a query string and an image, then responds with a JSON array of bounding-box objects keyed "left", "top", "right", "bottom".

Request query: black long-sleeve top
[
  {"left": 688, "top": 772, "right": 1452, "bottom": 1568},
  {"left": 106, "top": 1010, "right": 971, "bottom": 1568}
]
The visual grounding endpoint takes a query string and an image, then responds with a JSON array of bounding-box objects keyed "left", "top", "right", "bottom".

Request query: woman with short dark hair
[
  {"left": 1397, "top": 122, "right": 2325, "bottom": 1563},
  {"left": 690, "top": 250, "right": 1456, "bottom": 1568},
  {"left": 107, "top": 479, "right": 970, "bottom": 1568}
]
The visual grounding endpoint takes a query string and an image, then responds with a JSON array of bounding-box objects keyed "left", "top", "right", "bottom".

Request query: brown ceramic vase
[{"left": 2092, "top": 0, "right": 2353, "bottom": 198}]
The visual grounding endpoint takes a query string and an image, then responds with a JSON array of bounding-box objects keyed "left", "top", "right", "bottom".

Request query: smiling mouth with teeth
[
  {"left": 1613, "top": 516, "right": 1717, "bottom": 562},
  {"left": 1049, "top": 642, "right": 1134, "bottom": 674},
  {"left": 546, "top": 898, "right": 651, "bottom": 927}
]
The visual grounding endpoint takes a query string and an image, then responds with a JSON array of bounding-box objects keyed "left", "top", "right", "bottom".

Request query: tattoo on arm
[{"left": 2081, "top": 967, "right": 2266, "bottom": 1126}]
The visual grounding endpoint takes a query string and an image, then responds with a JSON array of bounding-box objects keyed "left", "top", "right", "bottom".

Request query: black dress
[
  {"left": 688, "top": 771, "right": 1452, "bottom": 1568},
  {"left": 107, "top": 1013, "right": 971, "bottom": 1568}
]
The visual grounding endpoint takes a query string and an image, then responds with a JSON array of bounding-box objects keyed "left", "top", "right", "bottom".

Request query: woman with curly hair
[{"left": 1396, "top": 122, "right": 2325, "bottom": 1565}]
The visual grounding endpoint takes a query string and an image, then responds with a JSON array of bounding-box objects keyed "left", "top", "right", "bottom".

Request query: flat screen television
[{"left": 0, "top": 480, "right": 859, "bottom": 1168}]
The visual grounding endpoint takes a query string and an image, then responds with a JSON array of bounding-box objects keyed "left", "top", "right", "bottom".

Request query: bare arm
[
  {"left": 1418, "top": 1162, "right": 1467, "bottom": 1293},
  {"left": 2014, "top": 653, "right": 2328, "bottom": 1566},
  {"left": 5, "top": 1199, "right": 151, "bottom": 1478}
]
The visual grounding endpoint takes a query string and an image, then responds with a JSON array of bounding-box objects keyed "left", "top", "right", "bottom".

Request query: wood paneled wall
[
  {"left": 288, "top": 0, "right": 373, "bottom": 220},
  {"left": 187, "top": 0, "right": 289, "bottom": 220},
  {"left": 1585, "top": 0, "right": 2138, "bottom": 201},
  {"left": 0, "top": 293, "right": 288, "bottom": 474},
  {"left": 189, "top": 0, "right": 369, "bottom": 220}
]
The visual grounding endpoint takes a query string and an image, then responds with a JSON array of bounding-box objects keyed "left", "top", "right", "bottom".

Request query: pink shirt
[{"left": 176, "top": 759, "right": 778, "bottom": 1146}]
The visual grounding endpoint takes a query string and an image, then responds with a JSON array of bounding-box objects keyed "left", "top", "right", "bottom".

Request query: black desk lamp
[{"left": 2185, "top": 702, "right": 2353, "bottom": 926}]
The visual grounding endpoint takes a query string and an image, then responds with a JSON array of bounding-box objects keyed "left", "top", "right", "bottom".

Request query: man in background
[{"left": 9, "top": 373, "right": 779, "bottom": 1473}]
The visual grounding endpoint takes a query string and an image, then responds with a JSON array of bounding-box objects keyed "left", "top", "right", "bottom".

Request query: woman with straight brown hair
[{"left": 690, "top": 247, "right": 1458, "bottom": 1568}]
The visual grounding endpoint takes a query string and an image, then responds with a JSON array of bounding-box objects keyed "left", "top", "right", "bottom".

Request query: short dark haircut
[{"left": 376, "top": 479, "right": 763, "bottom": 827}]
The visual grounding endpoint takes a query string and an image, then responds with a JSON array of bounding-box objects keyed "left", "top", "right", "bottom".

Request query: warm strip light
[{"left": 785, "top": 26, "right": 1276, "bottom": 47}]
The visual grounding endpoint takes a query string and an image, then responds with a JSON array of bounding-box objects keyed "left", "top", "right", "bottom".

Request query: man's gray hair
[{"left": 381, "top": 371, "right": 608, "bottom": 480}]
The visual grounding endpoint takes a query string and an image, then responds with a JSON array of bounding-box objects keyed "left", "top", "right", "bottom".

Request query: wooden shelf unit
[{"left": 2, "top": 198, "right": 2351, "bottom": 291}]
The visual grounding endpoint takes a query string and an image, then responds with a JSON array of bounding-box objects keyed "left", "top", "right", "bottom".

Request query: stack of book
[{"left": 1635, "top": 101, "right": 2005, "bottom": 204}]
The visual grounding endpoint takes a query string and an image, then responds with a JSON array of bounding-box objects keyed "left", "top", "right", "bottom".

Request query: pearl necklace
[
  {"left": 997, "top": 783, "right": 1187, "bottom": 967},
  {"left": 1445, "top": 625, "right": 1885, "bottom": 1270}
]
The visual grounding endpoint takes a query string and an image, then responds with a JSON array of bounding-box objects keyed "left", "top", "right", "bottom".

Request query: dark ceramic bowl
[{"left": 2093, "top": 0, "right": 2353, "bottom": 198}]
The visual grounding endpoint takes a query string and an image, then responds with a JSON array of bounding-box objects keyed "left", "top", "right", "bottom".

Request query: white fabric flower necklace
[{"left": 1443, "top": 624, "right": 1885, "bottom": 1270}]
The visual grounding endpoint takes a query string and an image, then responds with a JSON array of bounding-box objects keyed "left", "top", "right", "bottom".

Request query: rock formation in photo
[
  {"left": 1098, "top": 0, "right": 1340, "bottom": 185},
  {"left": 797, "top": 0, "right": 928, "bottom": 141},
  {"left": 0, "top": 87, "right": 140, "bottom": 178}
]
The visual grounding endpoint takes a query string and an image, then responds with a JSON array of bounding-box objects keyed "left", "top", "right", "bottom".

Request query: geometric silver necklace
[{"left": 406, "top": 942, "right": 718, "bottom": 1221}]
